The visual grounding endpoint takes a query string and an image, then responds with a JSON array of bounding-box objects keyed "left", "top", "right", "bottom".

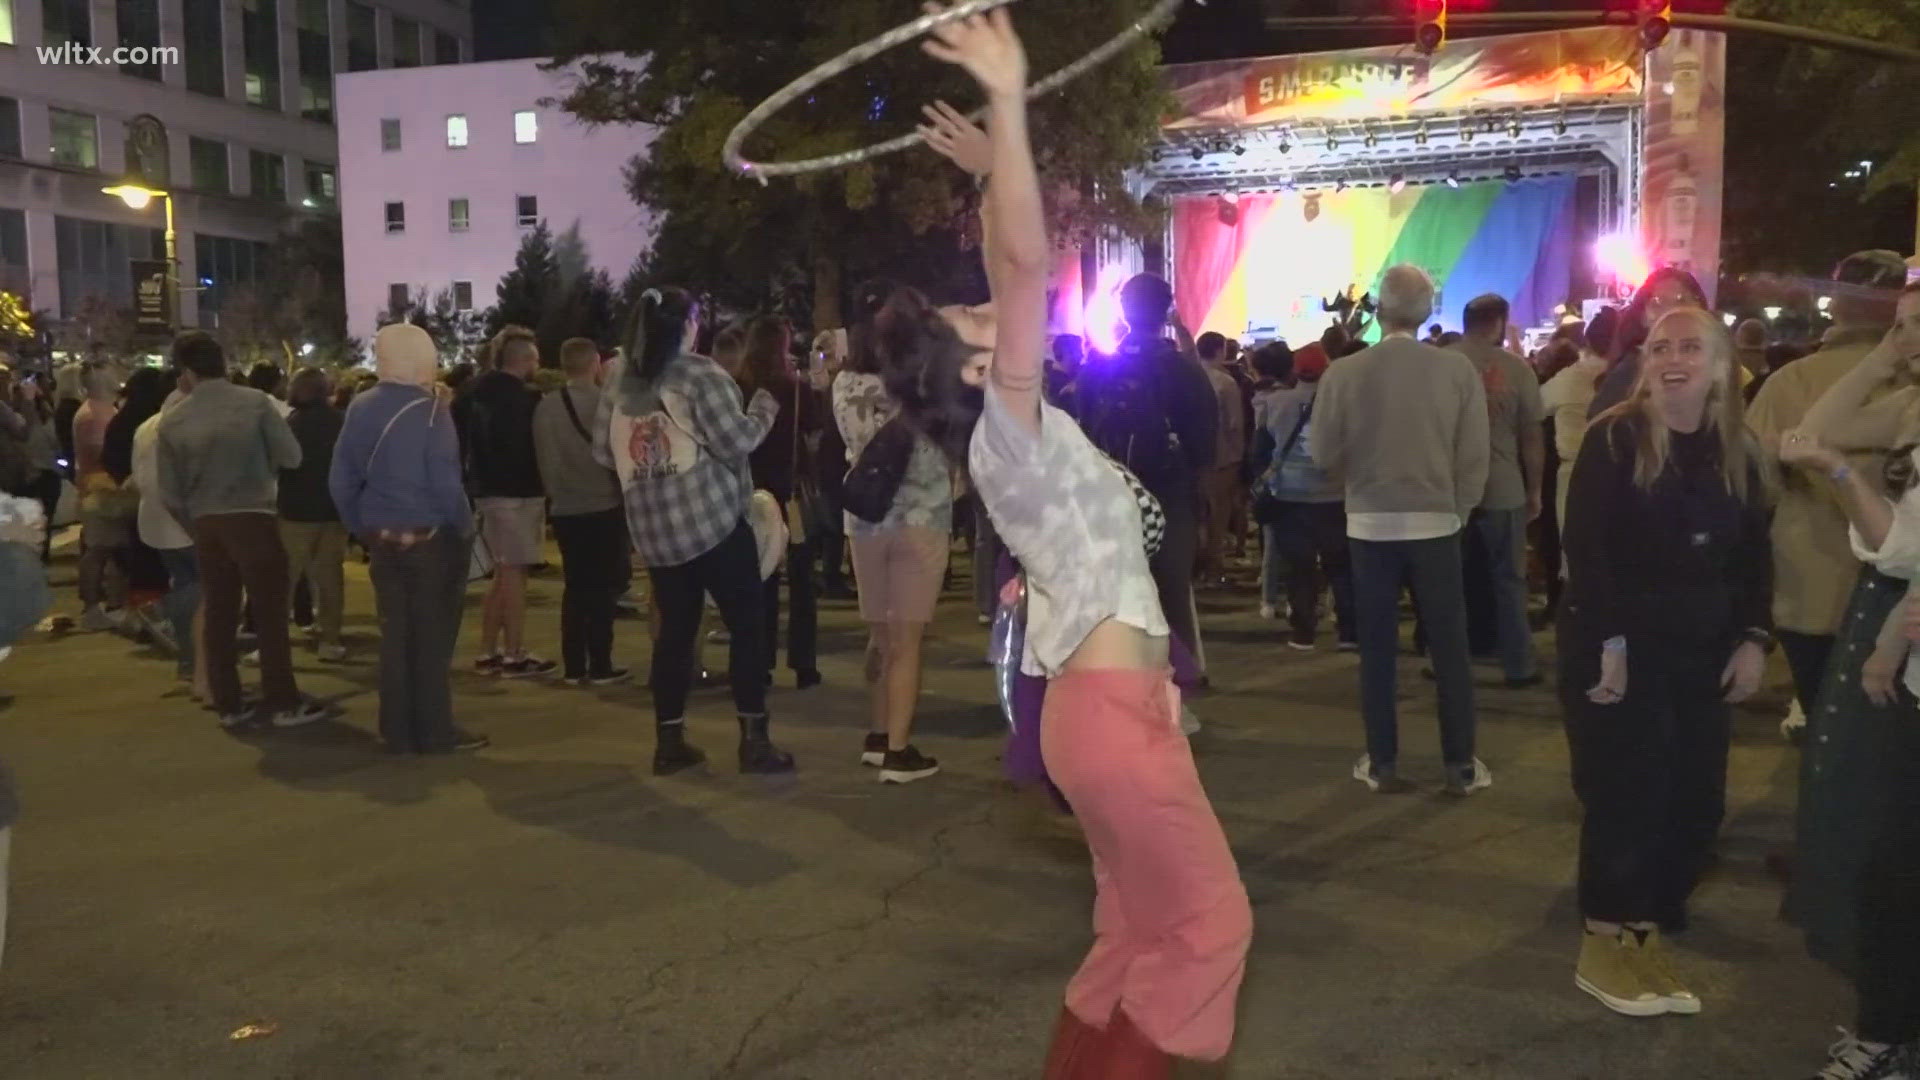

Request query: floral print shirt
[{"left": 832, "top": 371, "right": 953, "bottom": 539}]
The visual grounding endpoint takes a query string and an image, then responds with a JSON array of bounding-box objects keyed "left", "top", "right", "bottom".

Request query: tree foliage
[
  {"left": 265, "top": 215, "right": 355, "bottom": 365},
  {"left": 550, "top": 0, "right": 1173, "bottom": 322},
  {"left": 490, "top": 221, "right": 560, "bottom": 336},
  {"left": 377, "top": 287, "right": 490, "bottom": 365}
]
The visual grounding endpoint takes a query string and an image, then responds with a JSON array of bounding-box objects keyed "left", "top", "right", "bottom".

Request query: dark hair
[
  {"left": 1585, "top": 306, "right": 1620, "bottom": 358},
  {"left": 1616, "top": 268, "right": 1707, "bottom": 360},
  {"left": 1462, "top": 294, "right": 1510, "bottom": 335},
  {"left": 119, "top": 366, "right": 172, "bottom": 427},
  {"left": 711, "top": 324, "right": 747, "bottom": 358},
  {"left": 624, "top": 286, "right": 697, "bottom": 384},
  {"left": 1437, "top": 331, "right": 1464, "bottom": 348},
  {"left": 288, "top": 366, "right": 330, "bottom": 409},
  {"left": 1341, "top": 339, "right": 1369, "bottom": 358},
  {"left": 1196, "top": 332, "right": 1227, "bottom": 361},
  {"left": 1427, "top": 323, "right": 1443, "bottom": 336},
  {"left": 1319, "top": 325, "right": 1349, "bottom": 355},
  {"left": 171, "top": 331, "right": 227, "bottom": 380},
  {"left": 1120, "top": 273, "right": 1173, "bottom": 333},
  {"left": 872, "top": 286, "right": 985, "bottom": 466},
  {"left": 845, "top": 277, "right": 899, "bottom": 376},
  {"left": 490, "top": 325, "right": 538, "bottom": 371},
  {"left": 742, "top": 314, "right": 793, "bottom": 391},
  {"left": 1536, "top": 339, "right": 1581, "bottom": 382},
  {"left": 443, "top": 362, "right": 476, "bottom": 392},
  {"left": 1251, "top": 341, "right": 1294, "bottom": 382},
  {"left": 1052, "top": 334, "right": 1085, "bottom": 364},
  {"left": 247, "top": 361, "right": 283, "bottom": 394}
]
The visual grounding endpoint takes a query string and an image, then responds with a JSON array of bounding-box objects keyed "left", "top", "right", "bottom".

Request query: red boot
[
  {"left": 1101, "top": 1009, "right": 1172, "bottom": 1080},
  {"left": 1041, "top": 1006, "right": 1103, "bottom": 1079}
]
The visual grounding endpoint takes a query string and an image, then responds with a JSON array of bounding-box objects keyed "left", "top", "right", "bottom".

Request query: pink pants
[{"left": 1041, "top": 668, "right": 1251, "bottom": 1062}]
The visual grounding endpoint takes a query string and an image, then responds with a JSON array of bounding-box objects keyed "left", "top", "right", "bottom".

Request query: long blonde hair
[{"left": 1597, "top": 307, "right": 1759, "bottom": 502}]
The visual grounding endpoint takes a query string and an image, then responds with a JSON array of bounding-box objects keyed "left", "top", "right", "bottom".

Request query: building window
[
  {"left": 304, "top": 162, "right": 336, "bottom": 206},
  {"left": 296, "top": 0, "right": 332, "bottom": 123},
  {"left": 0, "top": 97, "right": 19, "bottom": 159},
  {"left": 387, "top": 283, "right": 409, "bottom": 313},
  {"left": 42, "top": 0, "right": 90, "bottom": 48},
  {"left": 249, "top": 150, "right": 286, "bottom": 202},
  {"left": 516, "top": 195, "right": 538, "bottom": 227},
  {"left": 380, "top": 118, "right": 401, "bottom": 152},
  {"left": 183, "top": 0, "right": 225, "bottom": 97},
  {"left": 190, "top": 137, "right": 229, "bottom": 194},
  {"left": 453, "top": 281, "right": 473, "bottom": 311},
  {"left": 117, "top": 0, "right": 162, "bottom": 80},
  {"left": 242, "top": 0, "right": 282, "bottom": 109},
  {"left": 434, "top": 30, "right": 460, "bottom": 65},
  {"left": 448, "top": 197, "right": 469, "bottom": 232},
  {"left": 49, "top": 108, "right": 98, "bottom": 170},
  {"left": 56, "top": 216, "right": 165, "bottom": 317},
  {"left": 514, "top": 110, "right": 538, "bottom": 145},
  {"left": 0, "top": 209, "right": 26, "bottom": 295},
  {"left": 195, "top": 233, "right": 269, "bottom": 324},
  {"left": 346, "top": 1, "right": 377, "bottom": 72},
  {"left": 391, "top": 15, "right": 420, "bottom": 67},
  {"left": 445, "top": 115, "right": 467, "bottom": 149},
  {"left": 384, "top": 202, "right": 405, "bottom": 234}
]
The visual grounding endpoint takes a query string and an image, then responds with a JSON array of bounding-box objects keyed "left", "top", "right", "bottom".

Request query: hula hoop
[{"left": 721, "top": 0, "right": 1191, "bottom": 181}]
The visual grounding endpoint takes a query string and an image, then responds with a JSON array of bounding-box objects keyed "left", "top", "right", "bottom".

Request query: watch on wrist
[{"left": 1741, "top": 628, "right": 1777, "bottom": 654}]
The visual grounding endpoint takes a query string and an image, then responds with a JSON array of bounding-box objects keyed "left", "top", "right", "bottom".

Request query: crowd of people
[{"left": 0, "top": 8, "right": 1917, "bottom": 1078}]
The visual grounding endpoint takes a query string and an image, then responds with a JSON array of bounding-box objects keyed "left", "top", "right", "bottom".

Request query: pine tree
[{"left": 489, "top": 221, "right": 558, "bottom": 335}]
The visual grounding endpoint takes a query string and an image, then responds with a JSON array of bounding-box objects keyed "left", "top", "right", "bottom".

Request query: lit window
[
  {"left": 514, "top": 110, "right": 536, "bottom": 144},
  {"left": 445, "top": 114, "right": 467, "bottom": 148},
  {"left": 384, "top": 201, "right": 404, "bottom": 233},
  {"left": 380, "top": 118, "right": 400, "bottom": 152},
  {"left": 515, "top": 194, "right": 537, "bottom": 227},
  {"left": 453, "top": 280, "right": 473, "bottom": 310},
  {"left": 448, "top": 197, "right": 469, "bottom": 232}
]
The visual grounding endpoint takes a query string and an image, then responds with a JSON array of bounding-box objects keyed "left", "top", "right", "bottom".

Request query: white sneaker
[
  {"left": 1782, "top": 698, "right": 1807, "bottom": 741},
  {"left": 317, "top": 643, "right": 348, "bottom": 663},
  {"left": 1812, "top": 1030, "right": 1909, "bottom": 1079},
  {"left": 242, "top": 650, "right": 261, "bottom": 667},
  {"left": 270, "top": 701, "right": 329, "bottom": 728},
  {"left": 1352, "top": 754, "right": 1415, "bottom": 794},
  {"left": 1258, "top": 603, "right": 1277, "bottom": 621},
  {"left": 79, "top": 605, "right": 116, "bottom": 633},
  {"left": 1447, "top": 758, "right": 1494, "bottom": 796},
  {"left": 1178, "top": 706, "right": 1201, "bottom": 736}
]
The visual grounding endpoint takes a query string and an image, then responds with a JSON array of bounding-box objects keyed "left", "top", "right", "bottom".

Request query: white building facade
[
  {"left": 0, "top": 0, "right": 471, "bottom": 329},
  {"left": 335, "top": 57, "right": 657, "bottom": 346}
]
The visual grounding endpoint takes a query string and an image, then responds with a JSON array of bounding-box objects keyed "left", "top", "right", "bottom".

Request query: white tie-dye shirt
[{"left": 969, "top": 385, "right": 1168, "bottom": 678}]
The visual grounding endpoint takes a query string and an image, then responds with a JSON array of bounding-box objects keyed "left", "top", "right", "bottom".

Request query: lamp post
[{"left": 101, "top": 179, "right": 176, "bottom": 333}]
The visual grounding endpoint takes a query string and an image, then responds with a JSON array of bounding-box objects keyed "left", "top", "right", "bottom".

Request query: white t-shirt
[
  {"left": 969, "top": 385, "right": 1167, "bottom": 678},
  {"left": 132, "top": 413, "right": 194, "bottom": 551}
]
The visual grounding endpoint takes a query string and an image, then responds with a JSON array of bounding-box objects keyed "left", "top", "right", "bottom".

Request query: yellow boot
[{"left": 1575, "top": 931, "right": 1668, "bottom": 1017}]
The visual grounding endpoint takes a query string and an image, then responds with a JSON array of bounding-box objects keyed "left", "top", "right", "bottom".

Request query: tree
[
  {"left": 55, "top": 296, "right": 143, "bottom": 360},
  {"left": 375, "top": 286, "right": 489, "bottom": 365},
  {"left": 0, "top": 293, "right": 34, "bottom": 361},
  {"left": 550, "top": 0, "right": 1172, "bottom": 326},
  {"left": 489, "top": 221, "right": 559, "bottom": 335},
  {"left": 211, "top": 286, "right": 300, "bottom": 371},
  {"left": 536, "top": 266, "right": 617, "bottom": 364},
  {"left": 265, "top": 215, "right": 355, "bottom": 366}
]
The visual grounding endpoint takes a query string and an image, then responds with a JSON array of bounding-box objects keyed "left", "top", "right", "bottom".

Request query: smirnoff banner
[{"left": 1161, "top": 26, "right": 1645, "bottom": 130}]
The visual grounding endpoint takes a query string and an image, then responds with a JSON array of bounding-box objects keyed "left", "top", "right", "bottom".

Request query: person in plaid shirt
[{"left": 594, "top": 287, "right": 792, "bottom": 777}]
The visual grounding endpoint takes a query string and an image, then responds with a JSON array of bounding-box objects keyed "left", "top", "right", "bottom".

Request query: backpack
[{"left": 1086, "top": 337, "right": 1188, "bottom": 490}]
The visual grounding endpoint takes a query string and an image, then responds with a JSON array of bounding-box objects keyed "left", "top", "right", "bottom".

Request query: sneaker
[
  {"left": 1810, "top": 1030, "right": 1911, "bottom": 1080},
  {"left": 1575, "top": 931, "right": 1668, "bottom": 1017},
  {"left": 499, "top": 656, "right": 559, "bottom": 680},
  {"left": 1258, "top": 603, "right": 1277, "bottom": 621},
  {"left": 1352, "top": 754, "right": 1415, "bottom": 794},
  {"left": 1631, "top": 928, "right": 1701, "bottom": 1015},
  {"left": 707, "top": 628, "right": 732, "bottom": 645},
  {"left": 861, "top": 732, "right": 888, "bottom": 768},
  {"left": 1336, "top": 639, "right": 1359, "bottom": 652},
  {"left": 1179, "top": 706, "right": 1201, "bottom": 736},
  {"left": 1287, "top": 634, "right": 1315, "bottom": 652},
  {"left": 977, "top": 613, "right": 992, "bottom": 626},
  {"left": 79, "top": 605, "right": 117, "bottom": 633},
  {"left": 447, "top": 730, "right": 490, "bottom": 752},
  {"left": 270, "top": 701, "right": 329, "bottom": 728},
  {"left": 474, "top": 655, "right": 505, "bottom": 675},
  {"left": 294, "top": 621, "right": 315, "bottom": 636},
  {"left": 217, "top": 709, "right": 256, "bottom": 730},
  {"left": 583, "top": 668, "right": 630, "bottom": 686},
  {"left": 317, "top": 643, "right": 349, "bottom": 663},
  {"left": 242, "top": 650, "right": 261, "bottom": 667},
  {"left": 879, "top": 746, "right": 940, "bottom": 784},
  {"left": 1446, "top": 758, "right": 1494, "bottom": 796},
  {"left": 652, "top": 731, "right": 708, "bottom": 777}
]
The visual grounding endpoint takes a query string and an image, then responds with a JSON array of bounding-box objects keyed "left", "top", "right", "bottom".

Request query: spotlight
[
  {"left": 1150, "top": 147, "right": 1163, "bottom": 163},
  {"left": 1335, "top": 178, "right": 1348, "bottom": 193},
  {"left": 1363, "top": 126, "right": 1379, "bottom": 149},
  {"left": 1554, "top": 110, "right": 1569, "bottom": 136},
  {"left": 1276, "top": 138, "right": 1292, "bottom": 155},
  {"left": 1326, "top": 136, "right": 1339, "bottom": 152},
  {"left": 1445, "top": 170, "right": 1461, "bottom": 188},
  {"left": 1388, "top": 172, "right": 1407, "bottom": 194},
  {"left": 1232, "top": 142, "right": 1246, "bottom": 157},
  {"left": 1190, "top": 146, "right": 1205, "bottom": 162},
  {"left": 1504, "top": 164, "right": 1523, "bottom": 183},
  {"left": 1482, "top": 115, "right": 1497, "bottom": 134},
  {"left": 1414, "top": 122, "right": 1430, "bottom": 146},
  {"left": 1507, "top": 116, "right": 1521, "bottom": 139},
  {"left": 1460, "top": 121, "right": 1474, "bottom": 144}
]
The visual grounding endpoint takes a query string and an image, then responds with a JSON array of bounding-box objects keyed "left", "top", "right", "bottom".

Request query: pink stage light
[
  {"left": 1594, "top": 233, "right": 1651, "bottom": 288},
  {"left": 1084, "top": 264, "right": 1131, "bottom": 355}
]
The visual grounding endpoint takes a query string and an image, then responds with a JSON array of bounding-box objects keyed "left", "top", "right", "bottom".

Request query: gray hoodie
[{"left": 533, "top": 380, "right": 621, "bottom": 518}]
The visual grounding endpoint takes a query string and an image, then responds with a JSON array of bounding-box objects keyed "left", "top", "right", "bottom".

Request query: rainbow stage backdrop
[{"left": 1172, "top": 175, "right": 1577, "bottom": 346}]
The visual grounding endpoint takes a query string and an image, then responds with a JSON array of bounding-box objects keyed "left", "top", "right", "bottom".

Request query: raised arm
[{"left": 921, "top": 5, "right": 1045, "bottom": 434}]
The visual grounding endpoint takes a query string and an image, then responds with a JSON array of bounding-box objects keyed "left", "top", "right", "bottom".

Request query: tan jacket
[{"left": 1747, "top": 326, "right": 1917, "bottom": 634}]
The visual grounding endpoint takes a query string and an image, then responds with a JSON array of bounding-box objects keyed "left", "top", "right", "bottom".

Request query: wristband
[{"left": 1830, "top": 463, "right": 1853, "bottom": 484}]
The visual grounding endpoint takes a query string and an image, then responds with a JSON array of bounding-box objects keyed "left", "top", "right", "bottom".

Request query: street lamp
[{"left": 102, "top": 178, "right": 176, "bottom": 331}]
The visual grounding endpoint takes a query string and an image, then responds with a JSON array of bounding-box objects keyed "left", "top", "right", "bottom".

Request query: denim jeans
[
  {"left": 1472, "top": 507, "right": 1538, "bottom": 681},
  {"left": 368, "top": 531, "right": 471, "bottom": 752},
  {"left": 159, "top": 546, "right": 199, "bottom": 678},
  {"left": 1350, "top": 532, "right": 1477, "bottom": 773},
  {"left": 1264, "top": 502, "right": 1354, "bottom": 643}
]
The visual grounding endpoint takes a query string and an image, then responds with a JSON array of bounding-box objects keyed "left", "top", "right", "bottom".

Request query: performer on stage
[{"left": 912, "top": 8, "right": 1250, "bottom": 1075}]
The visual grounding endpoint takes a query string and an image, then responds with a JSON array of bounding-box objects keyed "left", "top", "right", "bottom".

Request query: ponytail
[{"left": 625, "top": 286, "right": 697, "bottom": 385}]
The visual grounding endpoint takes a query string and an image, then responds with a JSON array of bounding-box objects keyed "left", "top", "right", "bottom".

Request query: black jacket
[
  {"left": 456, "top": 370, "right": 545, "bottom": 499},
  {"left": 279, "top": 403, "right": 344, "bottom": 522}
]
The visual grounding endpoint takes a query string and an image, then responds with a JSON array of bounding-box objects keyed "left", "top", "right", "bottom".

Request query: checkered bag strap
[{"left": 1103, "top": 454, "right": 1165, "bottom": 559}]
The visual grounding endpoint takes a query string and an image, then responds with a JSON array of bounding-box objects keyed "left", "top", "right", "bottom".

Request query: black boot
[
  {"left": 737, "top": 714, "right": 796, "bottom": 774},
  {"left": 652, "top": 721, "right": 707, "bottom": 777}
]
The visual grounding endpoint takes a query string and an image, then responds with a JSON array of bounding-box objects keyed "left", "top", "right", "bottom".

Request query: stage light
[
  {"left": 1277, "top": 138, "right": 1292, "bottom": 155},
  {"left": 1722, "top": 313, "right": 1738, "bottom": 327},
  {"left": 1507, "top": 116, "right": 1521, "bottom": 139},
  {"left": 1388, "top": 173, "right": 1407, "bottom": 194},
  {"left": 1459, "top": 121, "right": 1474, "bottom": 144},
  {"left": 1554, "top": 111, "right": 1569, "bottom": 136},
  {"left": 1595, "top": 233, "right": 1652, "bottom": 287},
  {"left": 1363, "top": 127, "right": 1379, "bottom": 149},
  {"left": 1084, "top": 264, "right": 1131, "bottom": 355},
  {"left": 1413, "top": 0, "right": 1447, "bottom": 56},
  {"left": 1764, "top": 306, "right": 1783, "bottom": 321},
  {"left": 1445, "top": 171, "right": 1461, "bottom": 188},
  {"left": 1414, "top": 122, "right": 1430, "bottom": 146},
  {"left": 1504, "top": 164, "right": 1523, "bottom": 183},
  {"left": 1818, "top": 295, "right": 1833, "bottom": 312},
  {"left": 1232, "top": 142, "right": 1246, "bottom": 157},
  {"left": 1483, "top": 115, "right": 1497, "bottom": 134},
  {"left": 1335, "top": 178, "right": 1348, "bottom": 193},
  {"left": 1190, "top": 146, "right": 1205, "bottom": 162},
  {"left": 1638, "top": 0, "right": 1672, "bottom": 50},
  {"left": 1325, "top": 136, "right": 1339, "bottom": 152},
  {"left": 1149, "top": 147, "right": 1162, "bottom": 163}
]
